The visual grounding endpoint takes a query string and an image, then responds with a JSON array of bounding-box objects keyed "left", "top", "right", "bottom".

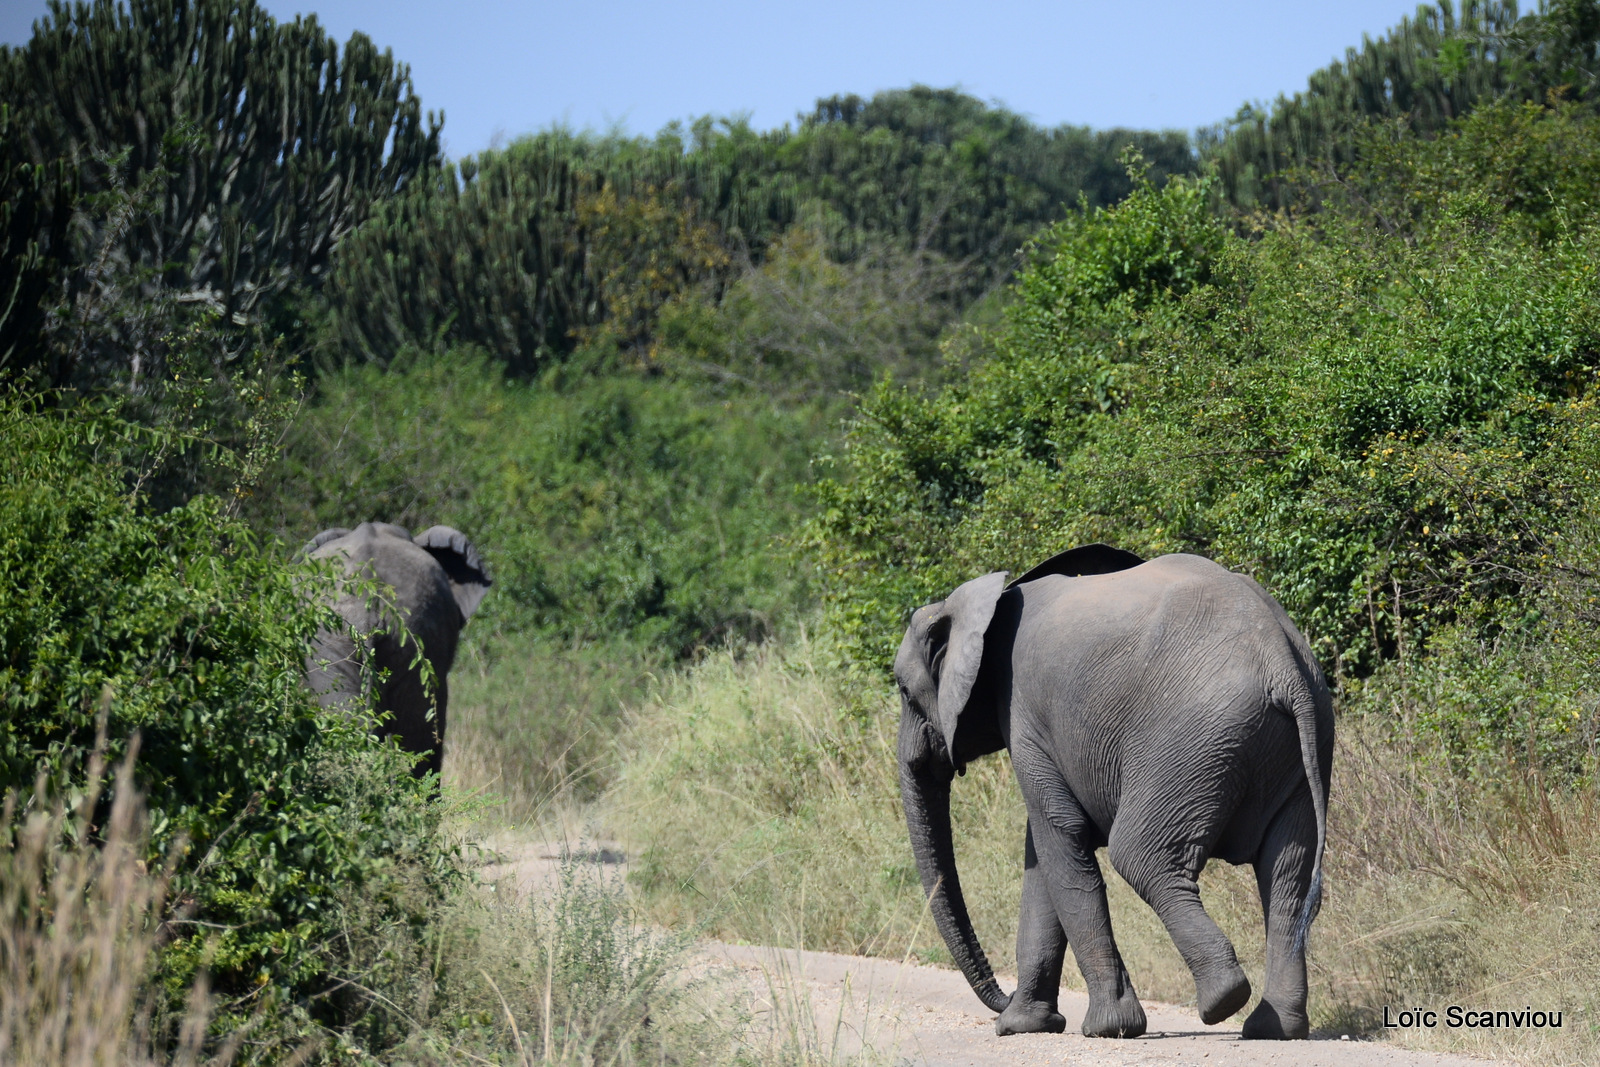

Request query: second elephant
[{"left": 305, "top": 522, "right": 491, "bottom": 778}]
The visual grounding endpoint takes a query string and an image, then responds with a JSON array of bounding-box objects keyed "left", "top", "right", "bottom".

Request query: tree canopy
[
  {"left": 1207, "top": 0, "right": 1600, "bottom": 208},
  {"left": 0, "top": 0, "right": 441, "bottom": 388}
]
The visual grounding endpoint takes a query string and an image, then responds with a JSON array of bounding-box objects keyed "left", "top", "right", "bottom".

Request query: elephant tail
[{"left": 1287, "top": 672, "right": 1331, "bottom": 957}]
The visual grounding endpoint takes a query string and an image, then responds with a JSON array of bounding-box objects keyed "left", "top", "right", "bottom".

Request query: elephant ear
[
  {"left": 932, "top": 571, "right": 1009, "bottom": 759},
  {"left": 1007, "top": 542, "right": 1144, "bottom": 588},
  {"left": 413, "top": 525, "right": 492, "bottom": 622},
  {"left": 302, "top": 528, "right": 352, "bottom": 558}
]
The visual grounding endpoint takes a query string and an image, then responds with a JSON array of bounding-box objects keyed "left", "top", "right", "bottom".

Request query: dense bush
[
  {"left": 808, "top": 106, "right": 1600, "bottom": 774},
  {"left": 251, "top": 348, "right": 824, "bottom": 657},
  {"left": 0, "top": 393, "right": 457, "bottom": 1037}
]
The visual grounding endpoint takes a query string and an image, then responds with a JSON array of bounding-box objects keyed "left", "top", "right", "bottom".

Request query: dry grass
[
  {"left": 445, "top": 631, "right": 662, "bottom": 828},
  {"left": 0, "top": 745, "right": 226, "bottom": 1067},
  {"left": 604, "top": 637, "right": 1024, "bottom": 964},
  {"left": 1304, "top": 731, "right": 1600, "bottom": 1064},
  {"left": 385, "top": 848, "right": 886, "bottom": 1067},
  {"left": 607, "top": 636, "right": 1600, "bottom": 1065}
]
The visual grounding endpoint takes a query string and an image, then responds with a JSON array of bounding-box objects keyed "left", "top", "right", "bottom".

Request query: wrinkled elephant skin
[
  {"left": 305, "top": 522, "right": 491, "bottom": 779},
  {"left": 895, "top": 548, "right": 1332, "bottom": 1041}
]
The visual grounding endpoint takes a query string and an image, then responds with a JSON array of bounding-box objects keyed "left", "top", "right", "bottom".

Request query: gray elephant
[
  {"left": 304, "top": 522, "right": 491, "bottom": 779},
  {"left": 896, "top": 545, "right": 1332, "bottom": 1041}
]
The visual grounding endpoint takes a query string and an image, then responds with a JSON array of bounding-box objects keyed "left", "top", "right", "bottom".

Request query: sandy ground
[{"left": 478, "top": 841, "right": 1499, "bottom": 1067}]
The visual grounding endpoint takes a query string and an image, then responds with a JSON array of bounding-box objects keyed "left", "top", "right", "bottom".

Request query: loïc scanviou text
[{"left": 1382, "top": 1006, "right": 1562, "bottom": 1029}]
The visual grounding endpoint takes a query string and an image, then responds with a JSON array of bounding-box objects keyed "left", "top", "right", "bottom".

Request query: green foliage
[
  {"left": 0, "top": 393, "right": 457, "bottom": 1028},
  {"left": 327, "top": 89, "right": 1196, "bottom": 371},
  {"left": 657, "top": 226, "right": 967, "bottom": 400},
  {"left": 0, "top": 0, "right": 441, "bottom": 387},
  {"left": 251, "top": 349, "right": 823, "bottom": 658},
  {"left": 805, "top": 159, "right": 1230, "bottom": 667},
  {"left": 1206, "top": 1, "right": 1600, "bottom": 209},
  {"left": 808, "top": 107, "right": 1600, "bottom": 774}
]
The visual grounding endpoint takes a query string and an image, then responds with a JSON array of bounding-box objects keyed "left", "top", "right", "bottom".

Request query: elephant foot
[
  {"left": 1081, "top": 989, "right": 1147, "bottom": 1038},
  {"left": 1241, "top": 999, "right": 1309, "bottom": 1040},
  {"left": 995, "top": 998, "right": 1066, "bottom": 1036},
  {"left": 1195, "top": 965, "right": 1251, "bottom": 1025}
]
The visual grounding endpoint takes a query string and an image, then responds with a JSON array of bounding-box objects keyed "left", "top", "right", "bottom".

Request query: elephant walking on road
[
  {"left": 305, "top": 522, "right": 491, "bottom": 779},
  {"left": 896, "top": 546, "right": 1332, "bottom": 1040}
]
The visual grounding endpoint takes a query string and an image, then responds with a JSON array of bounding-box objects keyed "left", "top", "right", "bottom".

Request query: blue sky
[{"left": 3, "top": 1, "right": 1422, "bottom": 159}]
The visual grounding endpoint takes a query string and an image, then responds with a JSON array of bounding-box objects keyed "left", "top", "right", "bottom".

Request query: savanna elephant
[
  {"left": 304, "top": 522, "right": 491, "bottom": 779},
  {"left": 896, "top": 545, "right": 1332, "bottom": 1040}
]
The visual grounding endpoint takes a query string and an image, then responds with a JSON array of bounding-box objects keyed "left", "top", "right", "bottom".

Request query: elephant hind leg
[
  {"left": 1106, "top": 813, "right": 1249, "bottom": 1026},
  {"left": 380, "top": 665, "right": 447, "bottom": 782},
  {"left": 1242, "top": 796, "right": 1318, "bottom": 1039}
]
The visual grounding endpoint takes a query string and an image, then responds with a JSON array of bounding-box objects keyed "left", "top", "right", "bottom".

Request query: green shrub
[
  {"left": 0, "top": 393, "right": 457, "bottom": 1034},
  {"left": 807, "top": 112, "right": 1600, "bottom": 723},
  {"left": 254, "top": 349, "right": 824, "bottom": 659}
]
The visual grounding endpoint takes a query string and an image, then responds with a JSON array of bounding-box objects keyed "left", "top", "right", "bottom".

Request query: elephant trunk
[{"left": 900, "top": 761, "right": 1011, "bottom": 1014}]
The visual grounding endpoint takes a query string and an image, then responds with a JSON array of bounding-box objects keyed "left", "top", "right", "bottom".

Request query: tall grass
[
  {"left": 446, "top": 630, "right": 663, "bottom": 825},
  {"left": 377, "top": 856, "right": 694, "bottom": 1065},
  {"left": 605, "top": 635, "right": 1023, "bottom": 965},
  {"left": 0, "top": 747, "right": 224, "bottom": 1067},
  {"left": 336, "top": 844, "right": 892, "bottom": 1066},
  {"left": 607, "top": 635, "right": 1600, "bottom": 1064},
  {"left": 0, "top": 731, "right": 855, "bottom": 1065},
  {"left": 1306, "top": 732, "right": 1600, "bottom": 1063}
]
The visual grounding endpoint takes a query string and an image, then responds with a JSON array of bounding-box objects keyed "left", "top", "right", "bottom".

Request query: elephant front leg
[
  {"left": 1242, "top": 801, "right": 1319, "bottom": 1039},
  {"left": 996, "top": 821, "right": 1067, "bottom": 1036}
]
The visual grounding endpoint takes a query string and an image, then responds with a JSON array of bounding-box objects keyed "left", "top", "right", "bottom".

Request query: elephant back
[{"left": 308, "top": 523, "right": 461, "bottom": 666}]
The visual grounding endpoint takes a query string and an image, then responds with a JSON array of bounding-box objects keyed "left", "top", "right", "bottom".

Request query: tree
[
  {"left": 0, "top": 0, "right": 442, "bottom": 388},
  {"left": 0, "top": 103, "right": 72, "bottom": 376},
  {"left": 1206, "top": 0, "right": 1600, "bottom": 209},
  {"left": 328, "top": 90, "right": 1198, "bottom": 372}
]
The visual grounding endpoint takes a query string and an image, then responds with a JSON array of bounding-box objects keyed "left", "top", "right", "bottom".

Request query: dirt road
[
  {"left": 480, "top": 842, "right": 1496, "bottom": 1067},
  {"left": 704, "top": 941, "right": 1492, "bottom": 1067}
]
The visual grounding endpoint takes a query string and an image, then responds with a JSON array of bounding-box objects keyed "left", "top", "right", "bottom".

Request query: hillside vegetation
[{"left": 6, "top": 0, "right": 1600, "bottom": 1062}]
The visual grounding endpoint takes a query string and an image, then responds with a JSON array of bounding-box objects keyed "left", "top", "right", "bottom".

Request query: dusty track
[
  {"left": 480, "top": 842, "right": 1497, "bottom": 1067},
  {"left": 703, "top": 942, "right": 1493, "bottom": 1067}
]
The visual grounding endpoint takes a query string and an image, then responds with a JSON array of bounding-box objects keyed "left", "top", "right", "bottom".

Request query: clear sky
[{"left": 3, "top": 1, "right": 1422, "bottom": 159}]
